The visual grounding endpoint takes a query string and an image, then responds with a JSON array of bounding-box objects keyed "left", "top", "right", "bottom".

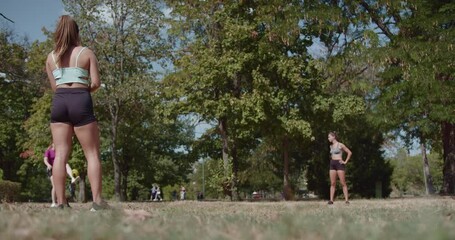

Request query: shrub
[{"left": 0, "top": 180, "right": 21, "bottom": 202}]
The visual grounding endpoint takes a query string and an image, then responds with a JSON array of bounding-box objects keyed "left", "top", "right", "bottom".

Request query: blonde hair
[{"left": 53, "top": 15, "right": 80, "bottom": 65}]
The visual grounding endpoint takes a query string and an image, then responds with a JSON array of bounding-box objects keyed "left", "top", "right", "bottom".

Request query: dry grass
[{"left": 1, "top": 197, "right": 454, "bottom": 240}]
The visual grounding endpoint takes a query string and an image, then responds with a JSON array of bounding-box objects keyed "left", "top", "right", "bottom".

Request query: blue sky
[{"left": 0, "top": 0, "right": 65, "bottom": 41}]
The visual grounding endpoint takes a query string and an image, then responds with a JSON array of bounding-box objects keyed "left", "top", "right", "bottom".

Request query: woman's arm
[
  {"left": 87, "top": 49, "right": 101, "bottom": 93},
  {"left": 44, "top": 156, "right": 52, "bottom": 169},
  {"left": 341, "top": 143, "right": 352, "bottom": 164},
  {"left": 45, "top": 54, "right": 57, "bottom": 92}
]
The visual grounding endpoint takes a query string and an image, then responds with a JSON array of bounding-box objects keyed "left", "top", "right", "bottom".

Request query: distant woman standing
[
  {"left": 327, "top": 132, "right": 352, "bottom": 204},
  {"left": 43, "top": 142, "right": 79, "bottom": 207},
  {"left": 45, "top": 15, "right": 106, "bottom": 211}
]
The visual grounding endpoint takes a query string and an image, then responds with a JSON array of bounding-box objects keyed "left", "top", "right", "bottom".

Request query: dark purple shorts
[
  {"left": 51, "top": 88, "right": 96, "bottom": 127},
  {"left": 330, "top": 160, "right": 346, "bottom": 171}
]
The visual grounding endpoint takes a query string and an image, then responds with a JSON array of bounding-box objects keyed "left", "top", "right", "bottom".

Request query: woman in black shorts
[
  {"left": 328, "top": 131, "right": 352, "bottom": 204},
  {"left": 45, "top": 15, "right": 106, "bottom": 211}
]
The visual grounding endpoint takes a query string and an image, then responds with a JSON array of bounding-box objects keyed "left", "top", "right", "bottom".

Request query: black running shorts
[
  {"left": 51, "top": 88, "right": 97, "bottom": 127},
  {"left": 329, "top": 160, "right": 346, "bottom": 171}
]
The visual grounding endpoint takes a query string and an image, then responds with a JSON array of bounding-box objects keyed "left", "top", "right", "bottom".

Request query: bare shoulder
[
  {"left": 46, "top": 52, "right": 56, "bottom": 67},
  {"left": 84, "top": 48, "right": 99, "bottom": 62},
  {"left": 76, "top": 47, "right": 97, "bottom": 63},
  {"left": 46, "top": 52, "right": 54, "bottom": 62},
  {"left": 81, "top": 47, "right": 95, "bottom": 56},
  {"left": 340, "top": 143, "right": 351, "bottom": 150}
]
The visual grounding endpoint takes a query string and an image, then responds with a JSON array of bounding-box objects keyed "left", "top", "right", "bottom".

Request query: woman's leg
[
  {"left": 329, "top": 170, "right": 337, "bottom": 202},
  {"left": 51, "top": 123, "right": 74, "bottom": 205},
  {"left": 66, "top": 163, "right": 77, "bottom": 183},
  {"left": 50, "top": 176, "right": 56, "bottom": 205},
  {"left": 337, "top": 170, "right": 349, "bottom": 202},
  {"left": 74, "top": 121, "right": 102, "bottom": 204}
]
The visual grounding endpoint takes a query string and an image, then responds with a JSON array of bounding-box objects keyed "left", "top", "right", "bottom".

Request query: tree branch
[
  {"left": 0, "top": 13, "right": 14, "bottom": 23},
  {"left": 358, "top": 0, "right": 394, "bottom": 40}
]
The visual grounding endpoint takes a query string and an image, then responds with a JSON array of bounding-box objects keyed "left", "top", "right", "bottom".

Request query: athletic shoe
[
  {"left": 328, "top": 201, "right": 334, "bottom": 205},
  {"left": 56, "top": 202, "right": 71, "bottom": 209},
  {"left": 50, "top": 203, "right": 57, "bottom": 208},
  {"left": 90, "top": 200, "right": 110, "bottom": 212}
]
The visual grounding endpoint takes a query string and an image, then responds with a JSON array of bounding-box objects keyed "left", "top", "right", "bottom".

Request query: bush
[
  {"left": 388, "top": 149, "right": 444, "bottom": 196},
  {"left": 0, "top": 180, "right": 21, "bottom": 202}
]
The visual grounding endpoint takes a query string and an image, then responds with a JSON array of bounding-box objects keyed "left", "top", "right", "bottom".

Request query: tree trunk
[
  {"left": 113, "top": 155, "right": 122, "bottom": 201},
  {"left": 230, "top": 74, "right": 242, "bottom": 201},
  {"left": 218, "top": 117, "right": 232, "bottom": 199},
  {"left": 121, "top": 167, "right": 128, "bottom": 201},
  {"left": 420, "top": 142, "right": 435, "bottom": 195},
  {"left": 111, "top": 119, "right": 122, "bottom": 201},
  {"left": 442, "top": 122, "right": 455, "bottom": 195},
  {"left": 282, "top": 135, "right": 293, "bottom": 200},
  {"left": 231, "top": 142, "right": 239, "bottom": 200},
  {"left": 78, "top": 174, "right": 87, "bottom": 203},
  {"left": 218, "top": 117, "right": 229, "bottom": 177}
]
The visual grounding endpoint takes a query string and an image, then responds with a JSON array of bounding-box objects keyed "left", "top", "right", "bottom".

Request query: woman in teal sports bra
[
  {"left": 45, "top": 15, "right": 107, "bottom": 211},
  {"left": 327, "top": 131, "right": 352, "bottom": 205}
]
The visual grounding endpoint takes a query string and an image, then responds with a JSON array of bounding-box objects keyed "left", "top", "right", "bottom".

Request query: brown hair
[
  {"left": 329, "top": 131, "right": 338, "bottom": 140},
  {"left": 53, "top": 15, "right": 80, "bottom": 65}
]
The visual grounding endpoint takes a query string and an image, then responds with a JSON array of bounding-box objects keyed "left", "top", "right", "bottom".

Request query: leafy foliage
[
  {"left": 6, "top": 0, "right": 453, "bottom": 201},
  {"left": 0, "top": 180, "right": 21, "bottom": 202},
  {"left": 61, "top": 0, "right": 196, "bottom": 200},
  {"left": 390, "top": 149, "right": 444, "bottom": 196}
]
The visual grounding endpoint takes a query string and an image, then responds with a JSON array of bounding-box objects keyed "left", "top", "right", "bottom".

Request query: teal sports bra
[{"left": 51, "top": 47, "right": 90, "bottom": 86}]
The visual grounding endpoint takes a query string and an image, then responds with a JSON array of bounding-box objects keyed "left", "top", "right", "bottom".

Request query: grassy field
[{"left": 1, "top": 197, "right": 454, "bottom": 240}]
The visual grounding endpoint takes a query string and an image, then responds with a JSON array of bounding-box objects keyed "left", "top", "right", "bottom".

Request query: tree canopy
[{"left": 0, "top": 0, "right": 452, "bottom": 201}]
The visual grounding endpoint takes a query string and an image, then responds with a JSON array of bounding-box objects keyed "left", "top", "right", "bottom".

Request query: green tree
[
  {"left": 63, "top": 0, "right": 173, "bottom": 201},
  {"left": 16, "top": 0, "right": 195, "bottom": 202},
  {"left": 0, "top": 28, "right": 59, "bottom": 201},
  {"left": 190, "top": 158, "right": 232, "bottom": 199},
  {"left": 364, "top": 0, "right": 455, "bottom": 194},
  {"left": 240, "top": 138, "right": 292, "bottom": 197},
  {"left": 390, "top": 149, "right": 444, "bottom": 196},
  {"left": 0, "top": 29, "right": 39, "bottom": 184},
  {"left": 305, "top": 115, "right": 393, "bottom": 199},
  {"left": 298, "top": 1, "right": 393, "bottom": 198},
  {"left": 301, "top": 0, "right": 455, "bottom": 196},
  {"left": 164, "top": 0, "right": 270, "bottom": 200},
  {"left": 19, "top": 92, "right": 52, "bottom": 201},
  {"left": 165, "top": 0, "right": 328, "bottom": 200}
]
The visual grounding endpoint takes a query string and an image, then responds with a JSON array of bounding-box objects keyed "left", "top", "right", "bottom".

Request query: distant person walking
[
  {"left": 150, "top": 185, "right": 157, "bottom": 201},
  {"left": 45, "top": 15, "right": 107, "bottom": 211},
  {"left": 180, "top": 186, "right": 186, "bottom": 200},
  {"left": 327, "top": 131, "right": 352, "bottom": 204},
  {"left": 154, "top": 186, "right": 162, "bottom": 201},
  {"left": 44, "top": 143, "right": 79, "bottom": 207}
]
